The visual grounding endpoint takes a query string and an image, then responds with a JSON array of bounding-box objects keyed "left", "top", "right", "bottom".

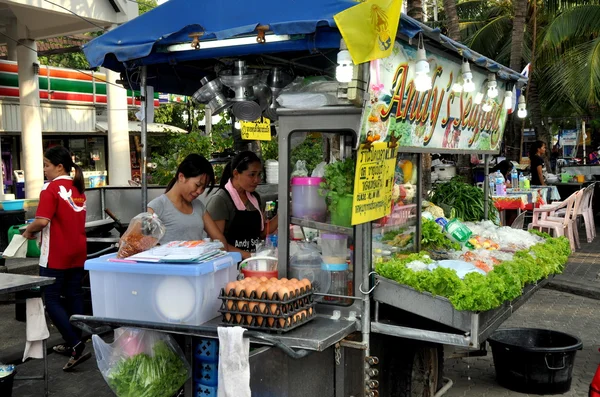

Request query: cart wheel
[{"left": 371, "top": 334, "right": 443, "bottom": 397}]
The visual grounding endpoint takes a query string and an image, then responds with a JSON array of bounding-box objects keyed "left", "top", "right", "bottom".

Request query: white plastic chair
[
  {"left": 510, "top": 212, "right": 527, "bottom": 230},
  {"left": 548, "top": 189, "right": 584, "bottom": 250},
  {"left": 528, "top": 191, "right": 577, "bottom": 251},
  {"left": 578, "top": 183, "right": 596, "bottom": 242}
]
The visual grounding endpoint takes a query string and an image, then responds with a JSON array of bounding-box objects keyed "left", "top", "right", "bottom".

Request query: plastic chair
[
  {"left": 528, "top": 192, "right": 577, "bottom": 251},
  {"left": 549, "top": 189, "right": 584, "bottom": 250},
  {"left": 578, "top": 182, "right": 596, "bottom": 242},
  {"left": 510, "top": 212, "right": 527, "bottom": 230}
]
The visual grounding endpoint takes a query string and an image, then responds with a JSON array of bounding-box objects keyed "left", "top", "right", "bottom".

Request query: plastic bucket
[
  {"left": 488, "top": 328, "right": 582, "bottom": 395},
  {"left": 330, "top": 195, "right": 353, "bottom": 228},
  {"left": 0, "top": 369, "right": 16, "bottom": 397},
  {"left": 241, "top": 269, "right": 278, "bottom": 279}
]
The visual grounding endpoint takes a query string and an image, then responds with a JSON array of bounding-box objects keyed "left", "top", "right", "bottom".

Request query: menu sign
[
  {"left": 360, "top": 40, "right": 510, "bottom": 153},
  {"left": 240, "top": 118, "right": 271, "bottom": 141},
  {"left": 352, "top": 142, "right": 398, "bottom": 225}
]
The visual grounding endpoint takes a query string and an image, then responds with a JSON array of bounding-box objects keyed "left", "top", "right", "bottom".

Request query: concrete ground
[{"left": 3, "top": 230, "right": 600, "bottom": 397}]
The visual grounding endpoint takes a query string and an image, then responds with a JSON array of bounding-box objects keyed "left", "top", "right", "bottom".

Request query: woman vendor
[
  {"left": 529, "top": 141, "right": 547, "bottom": 186},
  {"left": 147, "top": 154, "right": 229, "bottom": 248},
  {"left": 206, "top": 151, "right": 278, "bottom": 259}
]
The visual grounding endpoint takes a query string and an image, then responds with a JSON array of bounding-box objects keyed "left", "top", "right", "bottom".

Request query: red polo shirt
[{"left": 36, "top": 176, "right": 87, "bottom": 269}]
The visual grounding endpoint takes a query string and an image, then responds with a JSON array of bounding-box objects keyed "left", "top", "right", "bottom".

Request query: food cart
[{"left": 68, "top": 2, "right": 570, "bottom": 396}]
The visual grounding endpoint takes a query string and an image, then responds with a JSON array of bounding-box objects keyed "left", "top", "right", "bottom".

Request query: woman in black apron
[{"left": 206, "top": 151, "right": 278, "bottom": 259}]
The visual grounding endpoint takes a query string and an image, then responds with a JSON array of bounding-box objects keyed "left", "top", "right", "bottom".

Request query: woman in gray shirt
[{"left": 147, "top": 154, "right": 228, "bottom": 247}]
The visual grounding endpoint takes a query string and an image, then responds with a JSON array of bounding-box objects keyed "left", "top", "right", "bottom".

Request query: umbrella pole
[{"left": 140, "top": 66, "right": 148, "bottom": 211}]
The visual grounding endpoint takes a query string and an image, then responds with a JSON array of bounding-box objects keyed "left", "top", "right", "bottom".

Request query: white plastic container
[
  {"left": 265, "top": 159, "right": 279, "bottom": 184},
  {"left": 85, "top": 253, "right": 240, "bottom": 325},
  {"left": 291, "top": 177, "right": 327, "bottom": 221}
]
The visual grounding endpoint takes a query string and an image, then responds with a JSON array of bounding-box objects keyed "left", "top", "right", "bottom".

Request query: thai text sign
[
  {"left": 360, "top": 41, "right": 510, "bottom": 153},
  {"left": 352, "top": 142, "right": 398, "bottom": 225},
  {"left": 240, "top": 118, "right": 271, "bottom": 141}
]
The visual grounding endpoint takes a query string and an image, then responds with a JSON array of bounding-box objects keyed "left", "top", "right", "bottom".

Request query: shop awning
[
  {"left": 95, "top": 121, "right": 187, "bottom": 134},
  {"left": 82, "top": 0, "right": 527, "bottom": 95}
]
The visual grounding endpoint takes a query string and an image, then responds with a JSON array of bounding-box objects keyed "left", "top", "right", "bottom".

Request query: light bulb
[
  {"left": 487, "top": 74, "right": 498, "bottom": 98},
  {"left": 482, "top": 101, "right": 492, "bottom": 112},
  {"left": 474, "top": 92, "right": 484, "bottom": 105},
  {"left": 414, "top": 47, "right": 431, "bottom": 92},
  {"left": 504, "top": 91, "right": 513, "bottom": 110},
  {"left": 517, "top": 94, "right": 527, "bottom": 118},
  {"left": 461, "top": 60, "right": 475, "bottom": 92},
  {"left": 234, "top": 121, "right": 241, "bottom": 129},
  {"left": 336, "top": 47, "right": 353, "bottom": 83}
]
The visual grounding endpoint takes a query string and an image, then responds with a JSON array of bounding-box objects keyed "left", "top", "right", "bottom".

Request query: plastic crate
[
  {"left": 194, "top": 360, "right": 218, "bottom": 386},
  {"left": 194, "top": 381, "right": 217, "bottom": 397},
  {"left": 194, "top": 338, "right": 219, "bottom": 363},
  {"left": 85, "top": 253, "right": 240, "bottom": 325}
]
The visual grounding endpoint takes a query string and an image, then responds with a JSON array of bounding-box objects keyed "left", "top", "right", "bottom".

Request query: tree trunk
[
  {"left": 407, "top": 0, "right": 424, "bottom": 21},
  {"left": 443, "top": 0, "right": 460, "bottom": 41},
  {"left": 528, "top": 74, "right": 551, "bottom": 167},
  {"left": 505, "top": 0, "right": 529, "bottom": 162}
]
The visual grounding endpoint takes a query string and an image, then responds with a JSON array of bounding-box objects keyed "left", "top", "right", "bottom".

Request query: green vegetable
[
  {"left": 319, "top": 158, "right": 355, "bottom": 211},
  {"left": 375, "top": 237, "right": 570, "bottom": 312},
  {"left": 430, "top": 177, "right": 498, "bottom": 223},
  {"left": 421, "top": 219, "right": 461, "bottom": 251},
  {"left": 107, "top": 340, "right": 189, "bottom": 397}
]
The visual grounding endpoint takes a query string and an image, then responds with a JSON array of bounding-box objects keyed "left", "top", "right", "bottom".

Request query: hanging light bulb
[
  {"left": 336, "top": 39, "right": 353, "bottom": 83},
  {"left": 487, "top": 73, "right": 498, "bottom": 98},
  {"left": 482, "top": 100, "right": 493, "bottom": 112},
  {"left": 504, "top": 90, "right": 513, "bottom": 110},
  {"left": 452, "top": 77, "right": 463, "bottom": 93},
  {"left": 234, "top": 121, "right": 241, "bottom": 129},
  {"left": 474, "top": 92, "right": 484, "bottom": 105},
  {"left": 414, "top": 34, "right": 432, "bottom": 92},
  {"left": 517, "top": 95, "right": 527, "bottom": 118},
  {"left": 462, "top": 60, "right": 475, "bottom": 92}
]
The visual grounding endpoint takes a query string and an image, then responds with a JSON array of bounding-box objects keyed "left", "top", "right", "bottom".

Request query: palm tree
[{"left": 443, "top": 0, "right": 461, "bottom": 40}]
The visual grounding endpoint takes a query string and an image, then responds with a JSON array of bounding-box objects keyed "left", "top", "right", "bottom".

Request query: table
[{"left": 0, "top": 273, "right": 55, "bottom": 397}]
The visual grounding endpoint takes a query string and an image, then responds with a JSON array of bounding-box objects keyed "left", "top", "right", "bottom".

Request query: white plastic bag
[
  {"left": 291, "top": 160, "right": 309, "bottom": 177},
  {"left": 311, "top": 162, "right": 327, "bottom": 178},
  {"left": 117, "top": 212, "right": 166, "bottom": 258},
  {"left": 93, "top": 328, "right": 190, "bottom": 397}
]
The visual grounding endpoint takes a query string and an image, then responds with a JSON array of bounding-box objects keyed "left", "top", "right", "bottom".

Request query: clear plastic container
[
  {"left": 291, "top": 177, "right": 327, "bottom": 221},
  {"left": 320, "top": 233, "right": 348, "bottom": 265},
  {"left": 289, "top": 242, "right": 331, "bottom": 297},
  {"left": 322, "top": 263, "right": 350, "bottom": 304}
]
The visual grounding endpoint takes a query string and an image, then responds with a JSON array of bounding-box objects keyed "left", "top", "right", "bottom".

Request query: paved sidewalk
[{"left": 547, "top": 237, "right": 600, "bottom": 299}]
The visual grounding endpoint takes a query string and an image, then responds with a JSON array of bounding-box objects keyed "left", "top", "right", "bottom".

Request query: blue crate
[
  {"left": 194, "top": 381, "right": 217, "bottom": 397},
  {"left": 194, "top": 360, "right": 218, "bottom": 387},
  {"left": 194, "top": 338, "right": 219, "bottom": 363}
]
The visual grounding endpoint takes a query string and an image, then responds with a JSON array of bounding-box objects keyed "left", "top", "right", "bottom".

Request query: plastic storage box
[{"left": 85, "top": 253, "right": 241, "bottom": 325}]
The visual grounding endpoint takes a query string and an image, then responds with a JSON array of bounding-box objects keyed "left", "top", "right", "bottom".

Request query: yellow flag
[{"left": 334, "top": 0, "right": 402, "bottom": 64}]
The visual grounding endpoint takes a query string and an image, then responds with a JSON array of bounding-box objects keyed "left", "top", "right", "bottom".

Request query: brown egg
[
  {"left": 248, "top": 302, "right": 259, "bottom": 313},
  {"left": 235, "top": 284, "right": 245, "bottom": 297},
  {"left": 237, "top": 300, "right": 248, "bottom": 312},
  {"left": 225, "top": 313, "right": 232, "bottom": 322},
  {"left": 226, "top": 299, "right": 234, "bottom": 310},
  {"left": 278, "top": 286, "right": 290, "bottom": 301},
  {"left": 308, "top": 307, "right": 313, "bottom": 315},
  {"left": 246, "top": 315, "right": 253, "bottom": 324},
  {"left": 243, "top": 284, "right": 255, "bottom": 299},
  {"left": 289, "top": 278, "right": 299, "bottom": 284},
  {"left": 225, "top": 281, "right": 236, "bottom": 296},
  {"left": 267, "top": 285, "right": 279, "bottom": 300},
  {"left": 244, "top": 277, "right": 254, "bottom": 282},
  {"left": 235, "top": 314, "right": 243, "bottom": 324},
  {"left": 256, "top": 316, "right": 264, "bottom": 326},
  {"left": 294, "top": 313, "right": 302, "bottom": 323},
  {"left": 278, "top": 317, "right": 290, "bottom": 328},
  {"left": 258, "top": 302, "right": 267, "bottom": 314},
  {"left": 259, "top": 276, "right": 268, "bottom": 283},
  {"left": 269, "top": 303, "right": 278, "bottom": 315},
  {"left": 267, "top": 317, "right": 275, "bottom": 327},
  {"left": 255, "top": 285, "right": 267, "bottom": 300},
  {"left": 280, "top": 278, "right": 289, "bottom": 283},
  {"left": 269, "top": 277, "right": 278, "bottom": 283}
]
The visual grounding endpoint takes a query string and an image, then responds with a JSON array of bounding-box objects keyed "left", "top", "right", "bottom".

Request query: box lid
[{"left": 85, "top": 252, "right": 241, "bottom": 276}]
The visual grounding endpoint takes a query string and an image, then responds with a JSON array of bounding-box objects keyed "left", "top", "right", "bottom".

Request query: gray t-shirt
[
  {"left": 148, "top": 194, "right": 206, "bottom": 244},
  {"left": 206, "top": 189, "right": 262, "bottom": 235}
]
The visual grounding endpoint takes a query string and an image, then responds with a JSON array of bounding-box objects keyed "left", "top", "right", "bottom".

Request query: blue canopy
[{"left": 83, "top": 0, "right": 526, "bottom": 95}]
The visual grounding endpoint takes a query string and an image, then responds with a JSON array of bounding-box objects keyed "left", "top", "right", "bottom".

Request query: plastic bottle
[
  {"left": 495, "top": 171, "right": 506, "bottom": 196},
  {"left": 510, "top": 167, "right": 519, "bottom": 191},
  {"left": 519, "top": 172, "right": 525, "bottom": 190},
  {"left": 488, "top": 175, "right": 495, "bottom": 196},
  {"left": 437, "top": 218, "right": 473, "bottom": 244}
]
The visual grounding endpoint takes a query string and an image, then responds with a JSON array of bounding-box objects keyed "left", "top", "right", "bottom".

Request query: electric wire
[{"left": 43, "top": 0, "right": 108, "bottom": 32}]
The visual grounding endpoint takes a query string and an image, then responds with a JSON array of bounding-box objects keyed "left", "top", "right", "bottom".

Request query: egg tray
[
  {"left": 218, "top": 285, "right": 314, "bottom": 305},
  {"left": 218, "top": 304, "right": 317, "bottom": 334}
]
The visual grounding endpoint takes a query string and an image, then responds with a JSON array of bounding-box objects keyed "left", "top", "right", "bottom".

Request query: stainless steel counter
[{"left": 0, "top": 273, "right": 55, "bottom": 294}]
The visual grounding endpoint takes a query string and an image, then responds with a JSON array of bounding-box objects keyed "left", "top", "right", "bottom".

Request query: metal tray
[{"left": 371, "top": 275, "right": 551, "bottom": 347}]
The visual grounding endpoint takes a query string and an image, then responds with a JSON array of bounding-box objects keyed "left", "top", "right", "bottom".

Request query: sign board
[
  {"left": 360, "top": 41, "right": 510, "bottom": 153},
  {"left": 240, "top": 118, "right": 271, "bottom": 141},
  {"left": 352, "top": 142, "right": 398, "bottom": 225}
]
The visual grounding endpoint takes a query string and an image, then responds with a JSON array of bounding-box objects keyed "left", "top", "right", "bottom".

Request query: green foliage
[
  {"left": 107, "top": 340, "right": 189, "bottom": 397},
  {"left": 375, "top": 237, "right": 570, "bottom": 312},
  {"left": 421, "top": 219, "right": 461, "bottom": 251},
  {"left": 430, "top": 177, "right": 498, "bottom": 223},
  {"left": 261, "top": 139, "right": 279, "bottom": 161},
  {"left": 290, "top": 135, "right": 324, "bottom": 175},
  {"left": 319, "top": 158, "right": 355, "bottom": 211}
]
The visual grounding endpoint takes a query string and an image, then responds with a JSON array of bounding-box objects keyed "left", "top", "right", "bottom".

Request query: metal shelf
[{"left": 290, "top": 217, "right": 353, "bottom": 236}]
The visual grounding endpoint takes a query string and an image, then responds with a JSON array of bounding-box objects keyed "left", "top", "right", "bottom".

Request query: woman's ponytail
[
  {"left": 219, "top": 162, "right": 233, "bottom": 189},
  {"left": 72, "top": 163, "right": 85, "bottom": 194},
  {"left": 165, "top": 176, "right": 177, "bottom": 193}
]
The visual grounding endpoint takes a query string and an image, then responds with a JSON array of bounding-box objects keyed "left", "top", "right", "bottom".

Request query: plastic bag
[
  {"left": 93, "top": 328, "right": 190, "bottom": 397},
  {"left": 291, "top": 160, "right": 309, "bottom": 177},
  {"left": 311, "top": 162, "right": 327, "bottom": 178},
  {"left": 117, "top": 213, "right": 166, "bottom": 258}
]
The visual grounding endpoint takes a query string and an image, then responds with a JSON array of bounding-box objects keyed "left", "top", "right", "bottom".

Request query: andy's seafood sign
[{"left": 360, "top": 41, "right": 511, "bottom": 154}]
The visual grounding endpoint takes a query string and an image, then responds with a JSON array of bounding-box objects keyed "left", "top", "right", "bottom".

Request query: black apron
[{"left": 223, "top": 190, "right": 262, "bottom": 253}]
